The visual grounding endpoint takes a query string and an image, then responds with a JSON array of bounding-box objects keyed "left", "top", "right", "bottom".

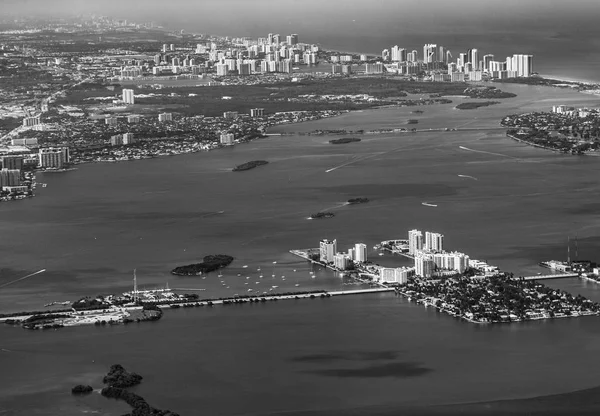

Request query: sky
[{"left": 3, "top": 0, "right": 600, "bottom": 35}]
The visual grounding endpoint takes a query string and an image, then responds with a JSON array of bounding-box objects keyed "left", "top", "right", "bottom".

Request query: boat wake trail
[
  {"left": 459, "top": 146, "right": 518, "bottom": 159},
  {"left": 458, "top": 174, "right": 478, "bottom": 180},
  {"left": 0, "top": 269, "right": 46, "bottom": 289}
]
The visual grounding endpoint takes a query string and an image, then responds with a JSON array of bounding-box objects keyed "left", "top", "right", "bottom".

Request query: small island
[
  {"left": 103, "top": 364, "right": 143, "bottom": 388},
  {"left": 171, "top": 254, "right": 234, "bottom": 276},
  {"left": 310, "top": 212, "right": 335, "bottom": 219},
  {"left": 71, "top": 385, "right": 93, "bottom": 395},
  {"left": 347, "top": 198, "right": 369, "bottom": 205},
  {"left": 329, "top": 138, "right": 361, "bottom": 144},
  {"left": 412, "top": 110, "right": 424, "bottom": 114},
  {"left": 232, "top": 160, "right": 269, "bottom": 171},
  {"left": 407, "top": 119, "right": 419, "bottom": 124},
  {"left": 456, "top": 101, "right": 500, "bottom": 110},
  {"left": 98, "top": 364, "right": 180, "bottom": 416}
]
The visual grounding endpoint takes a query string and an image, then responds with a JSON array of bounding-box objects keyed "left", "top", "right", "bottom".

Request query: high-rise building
[
  {"left": 39, "top": 147, "right": 69, "bottom": 169},
  {"left": 0, "top": 169, "right": 20, "bottom": 187},
  {"left": 319, "top": 239, "right": 337, "bottom": 263},
  {"left": 354, "top": 243, "right": 367, "bottom": 263},
  {"left": 458, "top": 53, "right": 468, "bottom": 67},
  {"left": 333, "top": 254, "right": 352, "bottom": 270},
  {"left": 423, "top": 44, "right": 437, "bottom": 63},
  {"left": 216, "top": 63, "right": 229, "bottom": 76},
  {"left": 469, "top": 49, "right": 479, "bottom": 70},
  {"left": 105, "top": 117, "right": 117, "bottom": 126},
  {"left": 287, "top": 34, "right": 298, "bottom": 45},
  {"left": 122, "top": 89, "right": 135, "bottom": 104},
  {"left": 382, "top": 49, "right": 390, "bottom": 61},
  {"left": 127, "top": 115, "right": 140, "bottom": 123},
  {"left": 507, "top": 54, "right": 534, "bottom": 77},
  {"left": 1, "top": 156, "right": 23, "bottom": 171},
  {"left": 365, "top": 62, "right": 384, "bottom": 74},
  {"left": 408, "top": 229, "right": 423, "bottom": 255},
  {"left": 391, "top": 46, "right": 406, "bottom": 62},
  {"left": 432, "top": 252, "right": 470, "bottom": 273},
  {"left": 425, "top": 232, "right": 444, "bottom": 252},
  {"left": 415, "top": 252, "right": 435, "bottom": 278},
  {"left": 482, "top": 54, "right": 494, "bottom": 72}
]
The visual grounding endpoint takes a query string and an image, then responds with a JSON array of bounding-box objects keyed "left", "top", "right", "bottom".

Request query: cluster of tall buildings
[
  {"left": 408, "top": 229, "right": 470, "bottom": 278},
  {"left": 382, "top": 43, "right": 533, "bottom": 79},
  {"left": 110, "top": 133, "right": 136, "bottom": 146},
  {"left": 319, "top": 239, "right": 368, "bottom": 270}
]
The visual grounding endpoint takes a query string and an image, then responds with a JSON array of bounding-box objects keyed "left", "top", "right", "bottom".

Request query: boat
[
  {"left": 295, "top": 284, "right": 300, "bottom": 287},
  {"left": 243, "top": 265, "right": 248, "bottom": 268},
  {"left": 422, "top": 202, "right": 438, "bottom": 207}
]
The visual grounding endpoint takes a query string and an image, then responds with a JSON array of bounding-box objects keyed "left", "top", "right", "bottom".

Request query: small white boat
[
  {"left": 243, "top": 265, "right": 248, "bottom": 268},
  {"left": 295, "top": 284, "right": 300, "bottom": 287}
]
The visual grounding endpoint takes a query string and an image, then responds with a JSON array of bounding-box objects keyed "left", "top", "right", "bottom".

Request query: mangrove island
[
  {"left": 232, "top": 160, "right": 269, "bottom": 171},
  {"left": 347, "top": 198, "right": 370, "bottom": 204},
  {"left": 310, "top": 212, "right": 335, "bottom": 219},
  {"left": 171, "top": 254, "right": 234, "bottom": 276},
  {"left": 456, "top": 101, "right": 500, "bottom": 110},
  {"left": 329, "top": 138, "right": 361, "bottom": 144}
]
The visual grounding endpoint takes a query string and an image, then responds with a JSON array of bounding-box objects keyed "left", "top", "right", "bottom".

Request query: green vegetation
[
  {"left": 232, "top": 160, "right": 269, "bottom": 171},
  {"left": 103, "top": 364, "right": 143, "bottom": 388},
  {"left": 329, "top": 138, "right": 361, "bottom": 144},
  {"left": 310, "top": 212, "right": 335, "bottom": 219},
  {"left": 171, "top": 254, "right": 234, "bottom": 276},
  {"left": 71, "top": 385, "right": 93, "bottom": 395},
  {"left": 464, "top": 86, "right": 516, "bottom": 99},
  {"left": 456, "top": 101, "right": 500, "bottom": 110}
]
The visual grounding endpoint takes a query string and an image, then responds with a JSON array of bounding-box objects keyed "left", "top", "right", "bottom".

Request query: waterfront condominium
[
  {"left": 319, "top": 239, "right": 337, "bottom": 263},
  {"left": 408, "top": 229, "right": 423, "bottom": 255},
  {"left": 415, "top": 252, "right": 435, "bottom": 278},
  {"left": 354, "top": 243, "right": 367, "bottom": 263},
  {"left": 425, "top": 232, "right": 444, "bottom": 252}
]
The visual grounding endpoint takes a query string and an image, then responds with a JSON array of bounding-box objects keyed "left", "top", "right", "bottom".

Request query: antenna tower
[{"left": 133, "top": 269, "right": 138, "bottom": 303}]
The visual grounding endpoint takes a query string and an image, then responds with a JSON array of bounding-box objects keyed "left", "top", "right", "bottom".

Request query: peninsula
[
  {"left": 171, "top": 254, "right": 234, "bottom": 275},
  {"left": 232, "top": 160, "right": 269, "bottom": 171}
]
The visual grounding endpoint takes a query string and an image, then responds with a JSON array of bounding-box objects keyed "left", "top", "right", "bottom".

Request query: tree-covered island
[
  {"left": 309, "top": 212, "right": 335, "bottom": 219},
  {"left": 329, "top": 138, "right": 361, "bottom": 144},
  {"left": 171, "top": 254, "right": 234, "bottom": 275},
  {"left": 456, "top": 101, "right": 500, "bottom": 110},
  {"left": 232, "top": 160, "right": 269, "bottom": 171},
  {"left": 347, "top": 198, "right": 370, "bottom": 204}
]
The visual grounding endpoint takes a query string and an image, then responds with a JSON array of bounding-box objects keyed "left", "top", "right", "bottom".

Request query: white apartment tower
[
  {"left": 408, "top": 229, "right": 423, "bottom": 255},
  {"left": 354, "top": 243, "right": 367, "bottom": 263},
  {"left": 122, "top": 89, "right": 135, "bottom": 104},
  {"left": 425, "top": 232, "right": 444, "bottom": 252},
  {"left": 319, "top": 239, "right": 337, "bottom": 263}
]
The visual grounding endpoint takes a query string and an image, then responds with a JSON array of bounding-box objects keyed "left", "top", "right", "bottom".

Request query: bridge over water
[{"left": 522, "top": 273, "right": 579, "bottom": 281}]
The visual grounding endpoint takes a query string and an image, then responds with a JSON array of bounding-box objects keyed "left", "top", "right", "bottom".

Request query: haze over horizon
[{"left": 2, "top": 0, "right": 600, "bottom": 80}]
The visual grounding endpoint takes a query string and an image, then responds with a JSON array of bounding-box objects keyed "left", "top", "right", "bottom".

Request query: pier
[{"left": 522, "top": 273, "right": 579, "bottom": 281}]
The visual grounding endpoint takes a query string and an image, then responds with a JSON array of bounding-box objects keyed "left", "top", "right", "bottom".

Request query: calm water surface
[{"left": 1, "top": 85, "right": 600, "bottom": 415}]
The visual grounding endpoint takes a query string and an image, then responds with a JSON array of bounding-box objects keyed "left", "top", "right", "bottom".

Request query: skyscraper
[
  {"left": 0, "top": 169, "right": 20, "bottom": 187},
  {"left": 425, "top": 232, "right": 444, "bottom": 252},
  {"left": 319, "top": 239, "right": 337, "bottom": 263},
  {"left": 354, "top": 243, "right": 367, "bottom": 263},
  {"left": 122, "top": 89, "right": 135, "bottom": 104},
  {"left": 470, "top": 49, "right": 479, "bottom": 70},
  {"left": 408, "top": 229, "right": 423, "bottom": 255},
  {"left": 482, "top": 54, "right": 495, "bottom": 72},
  {"left": 423, "top": 44, "right": 437, "bottom": 63},
  {"left": 415, "top": 252, "right": 435, "bottom": 278}
]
